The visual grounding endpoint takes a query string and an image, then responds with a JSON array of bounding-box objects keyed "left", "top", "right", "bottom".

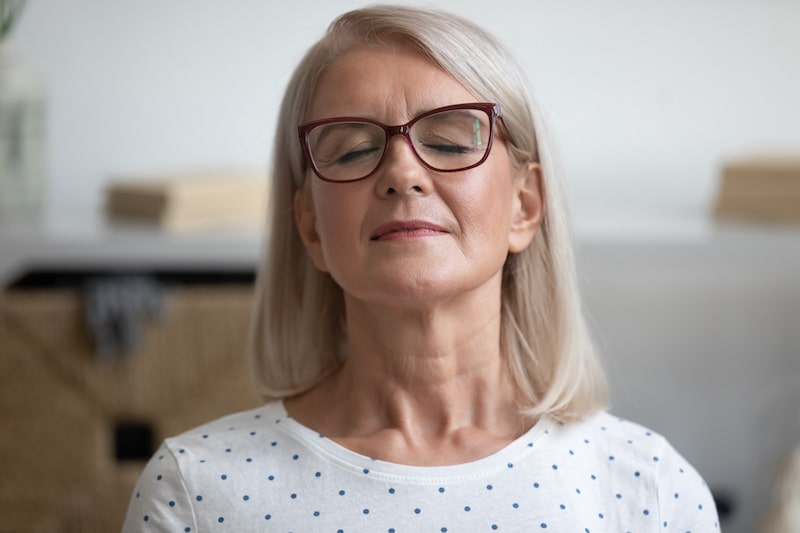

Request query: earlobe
[
  {"left": 294, "top": 188, "right": 330, "bottom": 272},
  {"left": 508, "top": 162, "right": 544, "bottom": 253}
]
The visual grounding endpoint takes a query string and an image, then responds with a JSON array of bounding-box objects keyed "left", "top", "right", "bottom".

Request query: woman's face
[{"left": 296, "top": 46, "right": 541, "bottom": 308}]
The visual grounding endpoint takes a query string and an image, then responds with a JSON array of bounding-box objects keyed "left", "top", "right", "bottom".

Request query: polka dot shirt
[{"left": 121, "top": 402, "right": 719, "bottom": 532}]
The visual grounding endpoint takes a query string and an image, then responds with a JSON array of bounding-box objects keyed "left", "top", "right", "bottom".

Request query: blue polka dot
[
  {"left": 464, "top": 506, "right": 471, "bottom": 512},
  {"left": 268, "top": 475, "right": 275, "bottom": 481},
  {"left": 441, "top": 528, "right": 447, "bottom": 532},
  {"left": 246, "top": 458, "right": 253, "bottom": 462},
  {"left": 439, "top": 487, "right": 445, "bottom": 493},
  {"left": 169, "top": 501, "right": 175, "bottom": 507},
  {"left": 634, "top": 471, "right": 641, "bottom": 477},
  {"left": 486, "top": 484, "right": 493, "bottom": 490},
  {"left": 513, "top": 503, "right": 519, "bottom": 509},
  {"left": 492, "top": 526, "right": 498, "bottom": 530},
  {"left": 314, "top": 511, "right": 320, "bottom": 517},
  {"left": 291, "top": 493, "right": 297, "bottom": 499},
  {"left": 699, "top": 504, "right": 704, "bottom": 510},
  {"left": 414, "top": 508, "right": 421, "bottom": 514},
  {"left": 616, "top": 493, "right": 622, "bottom": 499},
  {"left": 143, "top": 515, "right": 149, "bottom": 522},
  {"left": 265, "top": 515, "right": 271, "bottom": 520},
  {"left": 643, "top": 509, "right": 650, "bottom": 515},
  {"left": 202, "top": 434, "right": 208, "bottom": 439},
  {"left": 243, "top": 495, "right": 250, "bottom": 501},
  {"left": 674, "top": 493, "right": 680, "bottom": 499},
  {"left": 609, "top": 455, "right": 615, "bottom": 461},
  {"left": 533, "top": 482, "right": 540, "bottom": 488},
  {"left": 507, "top": 462, "right": 514, "bottom": 468},
  {"left": 541, "top": 524, "right": 548, "bottom": 529},
  {"left": 552, "top": 464, "right": 558, "bottom": 470},
  {"left": 315, "top": 471, "right": 321, "bottom": 478},
  {"left": 653, "top": 456, "right": 660, "bottom": 462},
  {"left": 559, "top": 504, "right": 566, "bottom": 510},
  {"left": 196, "top": 495, "right": 203, "bottom": 501},
  {"left": 221, "top": 474, "right": 227, "bottom": 480},
  {"left": 363, "top": 509, "right": 370, "bottom": 515},
  {"left": 156, "top": 474, "right": 162, "bottom": 481},
  {"left": 184, "top": 528, "right": 191, "bottom": 532},
  {"left": 271, "top": 441, "right": 277, "bottom": 446},
  {"left": 225, "top": 448, "right": 232, "bottom": 453},
  {"left": 339, "top": 490, "right": 346, "bottom": 496},
  {"left": 292, "top": 454, "right": 299, "bottom": 460},
  {"left": 598, "top": 513, "right": 604, "bottom": 519},
  {"left": 218, "top": 517, "right": 224, "bottom": 523},
  {"left": 388, "top": 488, "right": 395, "bottom": 494},
  {"left": 363, "top": 468, "right": 370, "bottom": 474}
]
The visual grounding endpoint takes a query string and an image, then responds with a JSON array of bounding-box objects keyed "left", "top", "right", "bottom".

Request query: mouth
[{"left": 369, "top": 220, "right": 449, "bottom": 241}]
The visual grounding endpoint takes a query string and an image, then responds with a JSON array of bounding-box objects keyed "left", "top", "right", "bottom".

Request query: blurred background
[{"left": 0, "top": 1, "right": 798, "bottom": 532}]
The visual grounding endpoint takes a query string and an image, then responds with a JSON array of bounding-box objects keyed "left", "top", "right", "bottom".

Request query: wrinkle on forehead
[{"left": 306, "top": 46, "right": 474, "bottom": 125}]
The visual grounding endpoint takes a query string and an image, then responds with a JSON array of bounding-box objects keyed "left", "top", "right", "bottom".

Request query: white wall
[{"left": 11, "top": 0, "right": 800, "bottom": 221}]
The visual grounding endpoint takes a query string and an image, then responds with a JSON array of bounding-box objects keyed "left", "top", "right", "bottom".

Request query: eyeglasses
[{"left": 298, "top": 103, "right": 501, "bottom": 183}]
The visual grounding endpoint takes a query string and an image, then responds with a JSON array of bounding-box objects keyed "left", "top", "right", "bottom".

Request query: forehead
[{"left": 306, "top": 46, "right": 477, "bottom": 122}]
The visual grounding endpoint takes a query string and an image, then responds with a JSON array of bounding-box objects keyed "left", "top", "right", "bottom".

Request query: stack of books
[
  {"left": 714, "top": 157, "right": 800, "bottom": 223},
  {"left": 105, "top": 169, "right": 268, "bottom": 231}
]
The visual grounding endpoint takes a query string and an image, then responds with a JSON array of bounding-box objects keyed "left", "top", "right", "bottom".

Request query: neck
[{"left": 285, "top": 275, "right": 531, "bottom": 465}]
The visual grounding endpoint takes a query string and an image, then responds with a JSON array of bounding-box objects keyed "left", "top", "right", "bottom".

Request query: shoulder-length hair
[{"left": 250, "top": 4, "right": 607, "bottom": 421}]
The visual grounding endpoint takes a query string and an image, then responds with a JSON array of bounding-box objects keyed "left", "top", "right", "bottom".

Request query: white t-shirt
[{"left": 121, "top": 401, "right": 719, "bottom": 532}]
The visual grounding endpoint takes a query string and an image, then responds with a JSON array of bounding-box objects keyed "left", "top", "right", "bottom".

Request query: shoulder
[
  {"left": 551, "top": 410, "right": 677, "bottom": 464},
  {"left": 546, "top": 411, "right": 719, "bottom": 530},
  {"left": 544, "top": 410, "right": 707, "bottom": 494},
  {"left": 160, "top": 401, "right": 284, "bottom": 456}
]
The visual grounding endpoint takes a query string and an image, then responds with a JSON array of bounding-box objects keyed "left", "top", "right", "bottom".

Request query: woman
[{"left": 123, "top": 5, "right": 719, "bottom": 532}]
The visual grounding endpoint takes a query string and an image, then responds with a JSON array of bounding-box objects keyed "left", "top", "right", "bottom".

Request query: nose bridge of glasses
[{"left": 385, "top": 123, "right": 412, "bottom": 142}]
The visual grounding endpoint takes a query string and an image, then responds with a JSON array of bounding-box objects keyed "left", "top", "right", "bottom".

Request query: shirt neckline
[{"left": 269, "top": 400, "right": 554, "bottom": 483}]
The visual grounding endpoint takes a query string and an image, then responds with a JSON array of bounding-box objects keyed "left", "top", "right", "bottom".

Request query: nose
[{"left": 374, "top": 135, "right": 433, "bottom": 197}]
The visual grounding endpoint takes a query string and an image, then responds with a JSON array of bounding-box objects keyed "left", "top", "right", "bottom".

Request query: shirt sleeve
[
  {"left": 655, "top": 438, "right": 720, "bottom": 532},
  {"left": 121, "top": 442, "right": 197, "bottom": 533}
]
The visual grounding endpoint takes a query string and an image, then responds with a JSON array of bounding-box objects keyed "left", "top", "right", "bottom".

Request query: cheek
[
  {"left": 459, "top": 166, "right": 516, "bottom": 243},
  {"left": 311, "top": 188, "right": 364, "bottom": 269}
]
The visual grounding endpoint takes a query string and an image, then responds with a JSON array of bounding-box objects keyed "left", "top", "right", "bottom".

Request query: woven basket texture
[{"left": 0, "top": 286, "right": 262, "bottom": 533}]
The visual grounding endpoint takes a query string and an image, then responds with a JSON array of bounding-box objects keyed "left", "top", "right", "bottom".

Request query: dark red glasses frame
[{"left": 297, "top": 102, "right": 502, "bottom": 183}]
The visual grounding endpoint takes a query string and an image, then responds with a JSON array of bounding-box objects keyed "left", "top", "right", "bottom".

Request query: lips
[{"left": 369, "top": 220, "right": 448, "bottom": 241}]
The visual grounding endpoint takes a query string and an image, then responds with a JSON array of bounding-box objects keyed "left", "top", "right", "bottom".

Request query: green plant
[{"left": 0, "top": 0, "right": 25, "bottom": 41}]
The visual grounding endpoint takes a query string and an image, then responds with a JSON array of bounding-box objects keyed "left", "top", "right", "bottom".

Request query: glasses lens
[
  {"left": 307, "top": 122, "right": 386, "bottom": 182},
  {"left": 410, "top": 108, "right": 492, "bottom": 171}
]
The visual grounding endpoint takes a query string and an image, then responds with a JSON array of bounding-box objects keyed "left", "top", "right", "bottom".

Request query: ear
[
  {"left": 508, "top": 162, "right": 544, "bottom": 253},
  {"left": 294, "top": 186, "right": 330, "bottom": 272}
]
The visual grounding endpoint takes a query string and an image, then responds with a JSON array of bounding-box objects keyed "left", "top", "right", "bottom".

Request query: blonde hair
[{"left": 250, "top": 4, "right": 607, "bottom": 421}]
